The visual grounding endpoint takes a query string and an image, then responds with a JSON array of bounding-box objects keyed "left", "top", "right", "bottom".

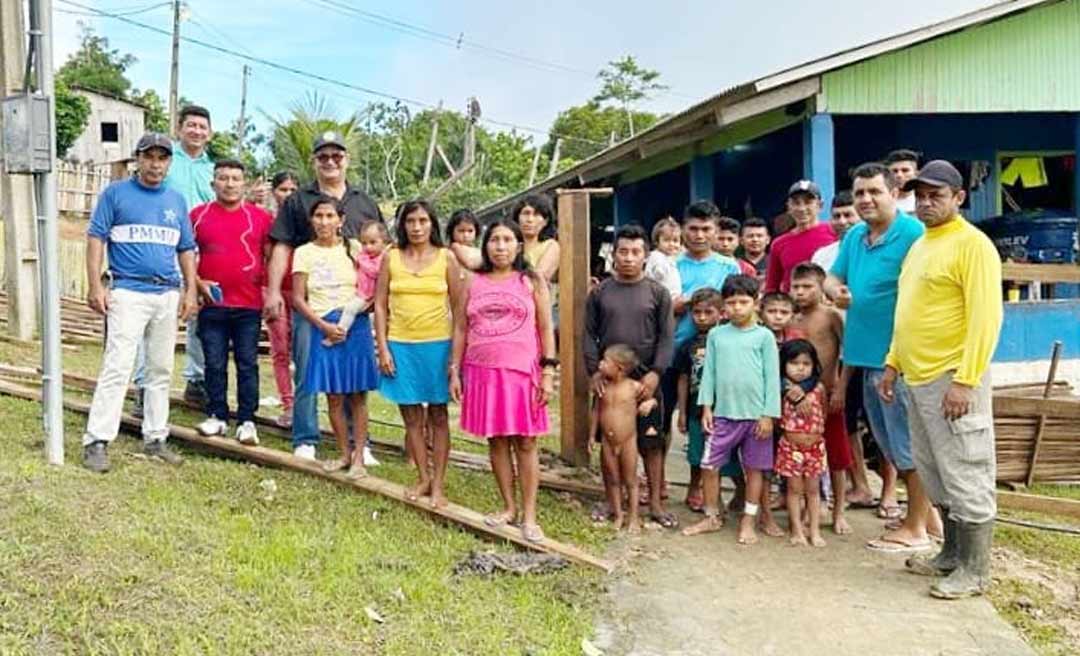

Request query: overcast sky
[{"left": 55, "top": 0, "right": 999, "bottom": 147}]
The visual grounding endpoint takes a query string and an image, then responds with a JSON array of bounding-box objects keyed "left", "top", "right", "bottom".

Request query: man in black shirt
[
  {"left": 584, "top": 224, "right": 676, "bottom": 528},
  {"left": 263, "top": 131, "right": 383, "bottom": 460}
]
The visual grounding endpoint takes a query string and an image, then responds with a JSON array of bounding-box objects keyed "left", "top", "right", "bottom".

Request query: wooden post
[
  {"left": 1, "top": 0, "right": 39, "bottom": 340},
  {"left": 556, "top": 188, "right": 613, "bottom": 466},
  {"left": 1025, "top": 340, "right": 1063, "bottom": 487}
]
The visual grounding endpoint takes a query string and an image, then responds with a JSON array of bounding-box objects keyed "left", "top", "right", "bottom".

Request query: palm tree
[{"left": 265, "top": 93, "right": 365, "bottom": 183}]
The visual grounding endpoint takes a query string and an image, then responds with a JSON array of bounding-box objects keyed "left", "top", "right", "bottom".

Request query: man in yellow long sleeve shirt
[{"left": 879, "top": 160, "right": 1003, "bottom": 600}]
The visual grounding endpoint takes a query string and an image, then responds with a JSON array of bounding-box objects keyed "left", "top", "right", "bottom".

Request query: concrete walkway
[{"left": 592, "top": 433, "right": 1034, "bottom": 656}]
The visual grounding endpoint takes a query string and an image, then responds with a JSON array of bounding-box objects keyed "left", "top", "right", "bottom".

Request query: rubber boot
[
  {"left": 905, "top": 509, "right": 958, "bottom": 576},
  {"left": 930, "top": 519, "right": 993, "bottom": 599}
]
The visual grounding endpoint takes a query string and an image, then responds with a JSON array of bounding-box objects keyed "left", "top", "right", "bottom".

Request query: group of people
[
  {"left": 586, "top": 152, "right": 1002, "bottom": 600},
  {"left": 78, "top": 115, "right": 1003, "bottom": 597}
]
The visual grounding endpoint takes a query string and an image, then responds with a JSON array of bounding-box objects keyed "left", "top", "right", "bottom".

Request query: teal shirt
[
  {"left": 163, "top": 142, "right": 214, "bottom": 208},
  {"left": 697, "top": 322, "right": 781, "bottom": 420}
]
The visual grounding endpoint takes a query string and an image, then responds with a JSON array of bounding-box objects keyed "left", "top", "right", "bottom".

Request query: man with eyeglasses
[{"left": 264, "top": 131, "right": 383, "bottom": 460}]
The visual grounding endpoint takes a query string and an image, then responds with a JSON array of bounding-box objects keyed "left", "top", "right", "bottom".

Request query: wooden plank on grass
[
  {"left": 0, "top": 379, "right": 613, "bottom": 573},
  {"left": 13, "top": 365, "right": 606, "bottom": 498},
  {"left": 993, "top": 395, "right": 1080, "bottom": 420},
  {"left": 998, "top": 490, "right": 1080, "bottom": 521}
]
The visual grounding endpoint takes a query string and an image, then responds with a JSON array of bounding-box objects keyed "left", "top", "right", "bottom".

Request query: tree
[
  {"left": 57, "top": 24, "right": 136, "bottom": 98},
  {"left": 593, "top": 55, "right": 667, "bottom": 137},
  {"left": 55, "top": 79, "right": 91, "bottom": 159},
  {"left": 265, "top": 94, "right": 366, "bottom": 183},
  {"left": 132, "top": 89, "right": 168, "bottom": 133},
  {"left": 548, "top": 101, "right": 658, "bottom": 161}
]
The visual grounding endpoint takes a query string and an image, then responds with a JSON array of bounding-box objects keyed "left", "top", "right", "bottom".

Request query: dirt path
[{"left": 591, "top": 436, "right": 1035, "bottom": 656}]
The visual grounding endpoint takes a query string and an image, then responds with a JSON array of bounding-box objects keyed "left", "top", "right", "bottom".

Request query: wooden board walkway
[
  {"left": 0, "top": 364, "right": 604, "bottom": 499},
  {"left": 0, "top": 378, "right": 613, "bottom": 573}
]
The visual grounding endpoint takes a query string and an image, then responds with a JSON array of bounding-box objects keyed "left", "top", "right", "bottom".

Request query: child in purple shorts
[{"left": 682, "top": 275, "right": 781, "bottom": 545}]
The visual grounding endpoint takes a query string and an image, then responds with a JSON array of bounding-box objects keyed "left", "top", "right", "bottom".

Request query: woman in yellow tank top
[{"left": 374, "top": 199, "right": 463, "bottom": 507}]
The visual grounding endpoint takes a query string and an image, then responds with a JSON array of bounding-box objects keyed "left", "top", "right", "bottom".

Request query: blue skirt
[
  {"left": 378, "top": 339, "right": 451, "bottom": 405},
  {"left": 304, "top": 310, "right": 380, "bottom": 394}
]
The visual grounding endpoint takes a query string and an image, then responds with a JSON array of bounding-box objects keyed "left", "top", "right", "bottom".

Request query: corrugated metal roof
[{"left": 477, "top": 0, "right": 1059, "bottom": 219}]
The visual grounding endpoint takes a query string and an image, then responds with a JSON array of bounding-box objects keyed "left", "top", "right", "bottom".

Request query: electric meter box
[{"left": 2, "top": 94, "right": 53, "bottom": 173}]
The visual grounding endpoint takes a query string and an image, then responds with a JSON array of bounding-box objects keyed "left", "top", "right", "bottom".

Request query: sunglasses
[{"left": 315, "top": 152, "right": 345, "bottom": 164}]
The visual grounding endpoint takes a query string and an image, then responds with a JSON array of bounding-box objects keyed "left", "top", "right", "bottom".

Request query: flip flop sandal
[
  {"left": 865, "top": 536, "right": 933, "bottom": 553},
  {"left": 848, "top": 497, "right": 881, "bottom": 509},
  {"left": 685, "top": 493, "right": 705, "bottom": 513},
  {"left": 876, "top": 504, "right": 903, "bottom": 520},
  {"left": 322, "top": 458, "right": 349, "bottom": 473},
  {"left": 483, "top": 513, "right": 514, "bottom": 528},
  {"left": 590, "top": 503, "right": 612, "bottom": 522},
  {"left": 522, "top": 523, "right": 545, "bottom": 543},
  {"left": 651, "top": 512, "right": 679, "bottom": 529}
]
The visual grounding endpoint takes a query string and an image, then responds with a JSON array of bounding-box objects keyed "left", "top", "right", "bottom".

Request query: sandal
[
  {"left": 876, "top": 504, "right": 903, "bottom": 520},
  {"left": 522, "top": 523, "right": 545, "bottom": 543},
  {"left": 685, "top": 492, "right": 704, "bottom": 513},
  {"left": 866, "top": 535, "right": 933, "bottom": 553},
  {"left": 322, "top": 458, "right": 349, "bottom": 473},
  {"left": 650, "top": 511, "right": 679, "bottom": 529},
  {"left": 590, "top": 502, "right": 612, "bottom": 523},
  {"left": 483, "top": 511, "right": 515, "bottom": 528}
]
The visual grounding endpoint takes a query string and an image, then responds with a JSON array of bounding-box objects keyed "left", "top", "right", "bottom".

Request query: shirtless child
[
  {"left": 789, "top": 262, "right": 854, "bottom": 535},
  {"left": 596, "top": 344, "right": 660, "bottom": 533}
]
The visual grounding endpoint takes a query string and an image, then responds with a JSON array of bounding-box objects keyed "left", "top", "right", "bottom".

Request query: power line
[
  {"left": 301, "top": 0, "right": 697, "bottom": 101},
  {"left": 56, "top": 0, "right": 608, "bottom": 146},
  {"left": 57, "top": 1, "right": 170, "bottom": 17}
]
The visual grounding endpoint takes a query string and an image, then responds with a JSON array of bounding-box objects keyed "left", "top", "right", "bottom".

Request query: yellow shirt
[
  {"left": 292, "top": 240, "right": 360, "bottom": 316},
  {"left": 886, "top": 216, "right": 1002, "bottom": 387},
  {"left": 387, "top": 247, "right": 451, "bottom": 342}
]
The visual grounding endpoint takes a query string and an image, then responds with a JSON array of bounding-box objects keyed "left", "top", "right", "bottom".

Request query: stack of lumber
[
  {"left": 992, "top": 393, "right": 1080, "bottom": 484},
  {"left": 0, "top": 292, "right": 271, "bottom": 352}
]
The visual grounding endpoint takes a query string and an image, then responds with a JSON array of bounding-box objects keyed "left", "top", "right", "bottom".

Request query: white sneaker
[
  {"left": 197, "top": 416, "right": 228, "bottom": 436},
  {"left": 293, "top": 444, "right": 316, "bottom": 461},
  {"left": 362, "top": 444, "right": 381, "bottom": 467},
  {"left": 235, "top": 421, "right": 259, "bottom": 446}
]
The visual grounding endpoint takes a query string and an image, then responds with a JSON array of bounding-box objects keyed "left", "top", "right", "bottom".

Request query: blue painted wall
[
  {"left": 711, "top": 123, "right": 805, "bottom": 223},
  {"left": 995, "top": 300, "right": 1080, "bottom": 362},
  {"left": 610, "top": 164, "right": 690, "bottom": 233}
]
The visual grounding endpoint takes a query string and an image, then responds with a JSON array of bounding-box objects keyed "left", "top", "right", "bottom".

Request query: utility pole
[
  {"left": 235, "top": 64, "right": 249, "bottom": 158},
  {"left": 0, "top": 0, "right": 39, "bottom": 341},
  {"left": 464, "top": 96, "right": 480, "bottom": 168},
  {"left": 29, "top": 0, "right": 63, "bottom": 464},
  {"left": 548, "top": 138, "right": 563, "bottom": 179},
  {"left": 527, "top": 146, "right": 541, "bottom": 187},
  {"left": 421, "top": 100, "right": 441, "bottom": 185},
  {"left": 167, "top": 0, "right": 181, "bottom": 135}
]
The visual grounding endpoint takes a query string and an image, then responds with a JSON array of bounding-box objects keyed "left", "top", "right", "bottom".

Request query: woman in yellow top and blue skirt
[{"left": 374, "top": 199, "right": 463, "bottom": 508}]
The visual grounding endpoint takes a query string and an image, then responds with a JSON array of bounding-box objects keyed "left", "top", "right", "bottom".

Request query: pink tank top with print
[{"left": 463, "top": 273, "right": 539, "bottom": 375}]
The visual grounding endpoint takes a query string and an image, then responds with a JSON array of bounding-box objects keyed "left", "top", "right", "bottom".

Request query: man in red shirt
[
  {"left": 191, "top": 159, "right": 273, "bottom": 445},
  {"left": 764, "top": 180, "right": 837, "bottom": 293}
]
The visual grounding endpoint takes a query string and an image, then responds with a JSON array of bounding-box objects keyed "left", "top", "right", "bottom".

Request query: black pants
[{"left": 198, "top": 307, "right": 261, "bottom": 423}]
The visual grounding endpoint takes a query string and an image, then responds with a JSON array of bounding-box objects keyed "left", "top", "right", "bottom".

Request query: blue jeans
[
  {"left": 862, "top": 368, "right": 915, "bottom": 471},
  {"left": 291, "top": 310, "right": 320, "bottom": 447},
  {"left": 197, "top": 307, "right": 261, "bottom": 422}
]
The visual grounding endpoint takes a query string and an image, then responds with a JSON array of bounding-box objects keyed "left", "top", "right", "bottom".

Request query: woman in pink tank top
[{"left": 450, "top": 219, "right": 557, "bottom": 543}]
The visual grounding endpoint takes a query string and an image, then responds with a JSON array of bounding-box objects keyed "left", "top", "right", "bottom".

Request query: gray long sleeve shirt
[{"left": 583, "top": 276, "right": 674, "bottom": 377}]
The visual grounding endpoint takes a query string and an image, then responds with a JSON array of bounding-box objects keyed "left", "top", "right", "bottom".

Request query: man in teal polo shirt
[
  {"left": 826, "top": 161, "right": 941, "bottom": 555},
  {"left": 133, "top": 105, "right": 215, "bottom": 411}
]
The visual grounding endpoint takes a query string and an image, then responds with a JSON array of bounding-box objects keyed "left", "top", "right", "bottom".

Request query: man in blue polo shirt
[
  {"left": 81, "top": 133, "right": 199, "bottom": 473},
  {"left": 826, "top": 161, "right": 941, "bottom": 554}
]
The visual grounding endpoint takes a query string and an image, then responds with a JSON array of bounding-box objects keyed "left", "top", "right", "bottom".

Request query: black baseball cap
[
  {"left": 312, "top": 130, "right": 347, "bottom": 153},
  {"left": 134, "top": 132, "right": 173, "bottom": 155},
  {"left": 902, "top": 159, "right": 963, "bottom": 191},
  {"left": 787, "top": 179, "right": 821, "bottom": 199}
]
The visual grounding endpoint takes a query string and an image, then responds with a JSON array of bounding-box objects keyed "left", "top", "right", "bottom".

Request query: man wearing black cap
[
  {"left": 764, "top": 180, "right": 837, "bottom": 293},
  {"left": 879, "top": 160, "right": 1003, "bottom": 599},
  {"left": 264, "top": 131, "right": 383, "bottom": 460},
  {"left": 80, "top": 133, "right": 199, "bottom": 472}
]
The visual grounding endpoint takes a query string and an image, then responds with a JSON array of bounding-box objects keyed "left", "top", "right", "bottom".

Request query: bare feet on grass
[{"left": 406, "top": 479, "right": 431, "bottom": 502}]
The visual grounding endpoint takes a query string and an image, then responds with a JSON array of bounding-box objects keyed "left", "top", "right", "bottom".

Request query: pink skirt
[{"left": 459, "top": 363, "right": 549, "bottom": 438}]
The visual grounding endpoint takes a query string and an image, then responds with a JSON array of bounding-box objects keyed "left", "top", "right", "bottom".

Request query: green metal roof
[{"left": 822, "top": 0, "right": 1080, "bottom": 113}]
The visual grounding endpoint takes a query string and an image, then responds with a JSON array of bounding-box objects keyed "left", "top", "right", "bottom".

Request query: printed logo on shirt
[
  {"left": 471, "top": 291, "right": 529, "bottom": 337},
  {"left": 163, "top": 208, "right": 179, "bottom": 227},
  {"left": 109, "top": 223, "right": 181, "bottom": 247}
]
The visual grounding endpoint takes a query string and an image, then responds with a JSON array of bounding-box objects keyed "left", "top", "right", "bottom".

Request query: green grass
[
  {"left": 988, "top": 577, "right": 1074, "bottom": 656},
  {"left": 1028, "top": 483, "right": 1080, "bottom": 502},
  {"left": 0, "top": 342, "right": 610, "bottom": 655}
]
